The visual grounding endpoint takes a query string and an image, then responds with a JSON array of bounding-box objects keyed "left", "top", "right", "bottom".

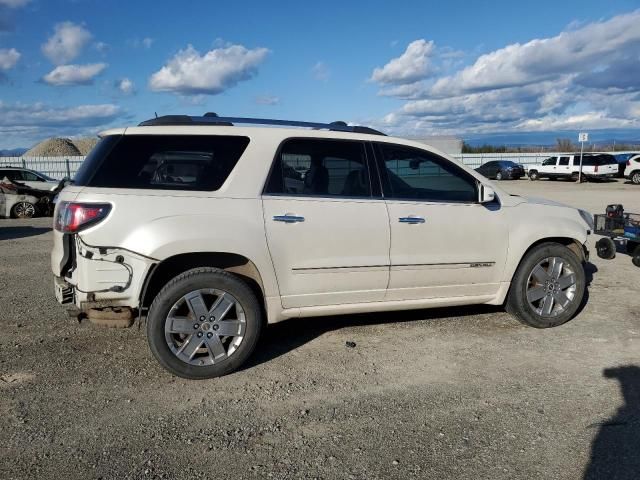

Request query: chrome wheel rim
[
  {"left": 164, "top": 288, "right": 246, "bottom": 366},
  {"left": 526, "top": 257, "right": 577, "bottom": 318},
  {"left": 14, "top": 202, "right": 35, "bottom": 218},
  {"left": 633, "top": 173, "right": 640, "bottom": 184}
]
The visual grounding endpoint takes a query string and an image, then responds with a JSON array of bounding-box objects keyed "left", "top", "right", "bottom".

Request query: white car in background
[
  {"left": 528, "top": 154, "right": 618, "bottom": 181},
  {"left": 0, "top": 167, "right": 59, "bottom": 191},
  {"left": 51, "top": 114, "right": 593, "bottom": 379},
  {"left": 624, "top": 154, "right": 640, "bottom": 184}
]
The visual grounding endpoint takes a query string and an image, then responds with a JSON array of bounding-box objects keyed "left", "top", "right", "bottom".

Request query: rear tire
[
  {"left": 495, "top": 171, "right": 503, "bottom": 180},
  {"left": 147, "top": 267, "right": 263, "bottom": 379},
  {"left": 506, "top": 243, "right": 585, "bottom": 328},
  {"left": 626, "top": 241, "right": 639, "bottom": 255},
  {"left": 596, "top": 237, "right": 616, "bottom": 260},
  {"left": 631, "top": 171, "right": 640, "bottom": 185},
  {"left": 529, "top": 170, "right": 539, "bottom": 181},
  {"left": 632, "top": 245, "right": 640, "bottom": 267}
]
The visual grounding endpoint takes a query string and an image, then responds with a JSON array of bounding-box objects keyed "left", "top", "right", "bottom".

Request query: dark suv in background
[{"left": 475, "top": 160, "right": 525, "bottom": 180}]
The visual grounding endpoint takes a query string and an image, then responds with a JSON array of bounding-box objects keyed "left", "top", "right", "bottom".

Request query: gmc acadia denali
[{"left": 52, "top": 114, "right": 593, "bottom": 379}]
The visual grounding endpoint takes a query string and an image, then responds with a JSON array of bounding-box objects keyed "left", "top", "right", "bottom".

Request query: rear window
[{"left": 74, "top": 135, "right": 249, "bottom": 191}]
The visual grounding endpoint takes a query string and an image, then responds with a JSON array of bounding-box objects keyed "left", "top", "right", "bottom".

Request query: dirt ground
[{"left": 0, "top": 178, "right": 639, "bottom": 480}]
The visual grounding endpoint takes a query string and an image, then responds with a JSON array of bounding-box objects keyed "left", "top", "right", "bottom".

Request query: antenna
[{"left": 154, "top": 112, "right": 158, "bottom": 118}]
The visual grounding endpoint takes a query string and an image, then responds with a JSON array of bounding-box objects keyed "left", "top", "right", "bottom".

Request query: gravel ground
[{"left": 0, "top": 179, "right": 639, "bottom": 480}]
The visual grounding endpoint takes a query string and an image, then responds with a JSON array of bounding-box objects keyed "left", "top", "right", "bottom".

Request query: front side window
[
  {"left": 376, "top": 143, "right": 477, "bottom": 202},
  {"left": 78, "top": 135, "right": 249, "bottom": 190},
  {"left": 264, "top": 138, "right": 371, "bottom": 198},
  {"left": 542, "top": 157, "right": 557, "bottom": 166}
]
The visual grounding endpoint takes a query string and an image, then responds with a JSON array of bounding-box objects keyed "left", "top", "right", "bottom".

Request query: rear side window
[
  {"left": 75, "top": 135, "right": 249, "bottom": 191},
  {"left": 558, "top": 156, "right": 570, "bottom": 166},
  {"left": 264, "top": 138, "right": 371, "bottom": 198}
]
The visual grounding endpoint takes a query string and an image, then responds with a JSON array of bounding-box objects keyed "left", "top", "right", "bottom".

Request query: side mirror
[{"left": 479, "top": 184, "right": 495, "bottom": 204}]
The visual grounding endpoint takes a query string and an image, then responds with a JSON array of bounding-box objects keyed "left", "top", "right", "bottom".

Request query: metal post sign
[{"left": 578, "top": 132, "right": 588, "bottom": 182}]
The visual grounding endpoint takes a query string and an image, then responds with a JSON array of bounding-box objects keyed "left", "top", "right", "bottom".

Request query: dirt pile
[{"left": 24, "top": 137, "right": 98, "bottom": 157}]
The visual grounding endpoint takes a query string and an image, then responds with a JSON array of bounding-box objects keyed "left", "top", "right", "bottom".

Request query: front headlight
[{"left": 579, "top": 209, "right": 595, "bottom": 231}]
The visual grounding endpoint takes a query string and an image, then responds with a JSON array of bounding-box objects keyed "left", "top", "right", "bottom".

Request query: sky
[{"left": 0, "top": 0, "right": 639, "bottom": 148}]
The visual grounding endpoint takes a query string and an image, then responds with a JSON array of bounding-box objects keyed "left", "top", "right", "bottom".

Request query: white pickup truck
[{"left": 528, "top": 154, "right": 618, "bottom": 181}]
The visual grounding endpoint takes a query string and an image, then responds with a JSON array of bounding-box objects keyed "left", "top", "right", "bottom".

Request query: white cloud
[
  {"left": 0, "top": 0, "right": 30, "bottom": 7},
  {"left": 0, "top": 48, "right": 20, "bottom": 70},
  {"left": 0, "top": 101, "right": 121, "bottom": 127},
  {"left": 255, "top": 95, "right": 280, "bottom": 105},
  {"left": 0, "top": 100, "right": 122, "bottom": 148},
  {"left": 117, "top": 77, "right": 135, "bottom": 95},
  {"left": 149, "top": 43, "right": 269, "bottom": 95},
  {"left": 311, "top": 61, "right": 330, "bottom": 81},
  {"left": 42, "top": 22, "right": 92, "bottom": 65},
  {"left": 377, "top": 11, "right": 640, "bottom": 135},
  {"left": 43, "top": 63, "right": 107, "bottom": 86},
  {"left": 142, "top": 37, "right": 154, "bottom": 49},
  {"left": 94, "top": 41, "right": 109, "bottom": 53},
  {"left": 430, "top": 10, "right": 640, "bottom": 97},
  {"left": 370, "top": 39, "right": 435, "bottom": 85}
]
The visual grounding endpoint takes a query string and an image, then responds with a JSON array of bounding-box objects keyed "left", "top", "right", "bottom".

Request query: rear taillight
[
  {"left": 628, "top": 160, "right": 632, "bottom": 166},
  {"left": 54, "top": 201, "right": 111, "bottom": 233}
]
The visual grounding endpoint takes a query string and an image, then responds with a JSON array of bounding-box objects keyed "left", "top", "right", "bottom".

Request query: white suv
[
  {"left": 51, "top": 115, "right": 593, "bottom": 379},
  {"left": 624, "top": 154, "right": 640, "bottom": 184},
  {"left": 528, "top": 154, "right": 618, "bottom": 181}
]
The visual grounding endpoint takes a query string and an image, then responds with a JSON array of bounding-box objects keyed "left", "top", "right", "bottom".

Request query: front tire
[
  {"left": 495, "top": 171, "right": 503, "bottom": 180},
  {"left": 528, "top": 170, "right": 539, "bottom": 181},
  {"left": 147, "top": 268, "right": 262, "bottom": 379},
  {"left": 506, "top": 243, "right": 585, "bottom": 328},
  {"left": 11, "top": 201, "right": 36, "bottom": 218}
]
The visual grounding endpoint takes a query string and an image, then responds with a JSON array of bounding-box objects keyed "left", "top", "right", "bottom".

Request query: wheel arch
[
  {"left": 508, "top": 236, "right": 586, "bottom": 284},
  {"left": 140, "top": 252, "right": 267, "bottom": 313}
]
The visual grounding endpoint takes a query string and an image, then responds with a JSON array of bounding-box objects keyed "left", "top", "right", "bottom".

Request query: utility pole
[{"left": 578, "top": 132, "right": 588, "bottom": 183}]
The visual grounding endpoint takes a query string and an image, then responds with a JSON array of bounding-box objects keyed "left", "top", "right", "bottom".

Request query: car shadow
[
  {"left": 583, "top": 365, "right": 640, "bottom": 479},
  {"left": 0, "top": 226, "right": 51, "bottom": 240},
  {"left": 242, "top": 304, "right": 505, "bottom": 371},
  {"left": 244, "top": 262, "right": 598, "bottom": 371}
]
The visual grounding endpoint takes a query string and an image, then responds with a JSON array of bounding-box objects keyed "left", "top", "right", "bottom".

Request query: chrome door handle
[
  {"left": 273, "top": 214, "right": 305, "bottom": 223},
  {"left": 399, "top": 216, "right": 425, "bottom": 224}
]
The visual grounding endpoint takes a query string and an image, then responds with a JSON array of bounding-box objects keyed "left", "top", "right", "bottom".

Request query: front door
[
  {"left": 262, "top": 138, "right": 390, "bottom": 309},
  {"left": 374, "top": 142, "right": 509, "bottom": 301}
]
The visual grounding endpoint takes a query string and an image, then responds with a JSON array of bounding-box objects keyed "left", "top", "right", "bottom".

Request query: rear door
[
  {"left": 262, "top": 138, "right": 390, "bottom": 309},
  {"left": 557, "top": 156, "right": 571, "bottom": 176},
  {"left": 375, "top": 142, "right": 508, "bottom": 301}
]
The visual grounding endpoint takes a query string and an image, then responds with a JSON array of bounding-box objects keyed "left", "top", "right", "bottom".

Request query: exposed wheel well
[
  {"left": 141, "top": 252, "right": 266, "bottom": 312},
  {"left": 522, "top": 237, "right": 586, "bottom": 264}
]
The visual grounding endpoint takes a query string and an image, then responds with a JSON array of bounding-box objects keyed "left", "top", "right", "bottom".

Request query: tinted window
[
  {"left": 265, "top": 138, "right": 371, "bottom": 197},
  {"left": 542, "top": 157, "right": 557, "bottom": 166},
  {"left": 21, "top": 171, "right": 40, "bottom": 181},
  {"left": 376, "top": 143, "right": 477, "bottom": 202},
  {"left": 558, "top": 156, "right": 570, "bottom": 166},
  {"left": 77, "top": 135, "right": 249, "bottom": 190},
  {"left": 500, "top": 161, "right": 518, "bottom": 167},
  {"left": 0, "top": 169, "right": 19, "bottom": 181}
]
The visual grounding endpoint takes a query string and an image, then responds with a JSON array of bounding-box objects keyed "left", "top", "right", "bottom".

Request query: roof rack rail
[{"left": 138, "top": 114, "right": 386, "bottom": 136}]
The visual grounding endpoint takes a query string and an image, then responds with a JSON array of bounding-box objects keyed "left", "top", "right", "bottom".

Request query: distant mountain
[
  {"left": 464, "top": 129, "right": 640, "bottom": 147},
  {"left": 0, "top": 147, "right": 28, "bottom": 157}
]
